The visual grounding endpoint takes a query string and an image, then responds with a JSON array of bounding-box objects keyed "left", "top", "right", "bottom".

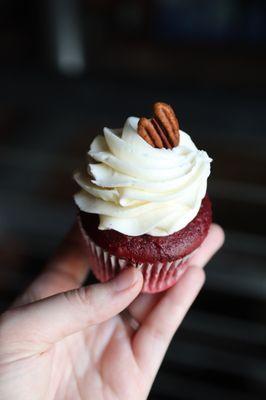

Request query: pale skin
[{"left": 0, "top": 224, "right": 224, "bottom": 400}]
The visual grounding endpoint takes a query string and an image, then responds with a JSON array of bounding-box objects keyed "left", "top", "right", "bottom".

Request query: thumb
[{"left": 2, "top": 268, "right": 143, "bottom": 351}]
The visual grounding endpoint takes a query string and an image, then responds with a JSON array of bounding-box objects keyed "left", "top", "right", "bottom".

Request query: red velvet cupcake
[{"left": 74, "top": 102, "right": 212, "bottom": 293}]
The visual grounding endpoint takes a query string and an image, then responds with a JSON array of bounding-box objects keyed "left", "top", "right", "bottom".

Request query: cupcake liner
[{"left": 82, "top": 233, "right": 194, "bottom": 293}]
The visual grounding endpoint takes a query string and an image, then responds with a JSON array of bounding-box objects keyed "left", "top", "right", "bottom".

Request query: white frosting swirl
[{"left": 74, "top": 117, "right": 212, "bottom": 236}]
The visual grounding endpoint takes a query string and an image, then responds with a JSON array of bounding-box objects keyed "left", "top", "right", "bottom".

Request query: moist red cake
[
  {"left": 78, "top": 196, "right": 212, "bottom": 293},
  {"left": 80, "top": 195, "right": 211, "bottom": 263}
]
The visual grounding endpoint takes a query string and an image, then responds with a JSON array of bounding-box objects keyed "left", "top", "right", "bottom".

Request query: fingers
[
  {"left": 14, "top": 223, "right": 90, "bottom": 306},
  {"left": 127, "top": 292, "right": 162, "bottom": 324},
  {"left": 47, "top": 222, "right": 89, "bottom": 279},
  {"left": 127, "top": 223, "right": 224, "bottom": 325},
  {"left": 2, "top": 268, "right": 143, "bottom": 357},
  {"left": 189, "top": 223, "right": 224, "bottom": 268},
  {"left": 132, "top": 266, "right": 205, "bottom": 379}
]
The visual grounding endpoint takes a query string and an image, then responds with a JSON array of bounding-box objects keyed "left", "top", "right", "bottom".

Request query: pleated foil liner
[{"left": 84, "top": 234, "right": 193, "bottom": 293}]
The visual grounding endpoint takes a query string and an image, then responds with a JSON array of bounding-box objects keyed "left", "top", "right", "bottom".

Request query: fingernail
[{"left": 113, "top": 268, "right": 139, "bottom": 292}]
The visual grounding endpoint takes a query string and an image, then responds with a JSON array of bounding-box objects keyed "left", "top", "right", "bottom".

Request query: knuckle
[
  {"left": 146, "top": 322, "right": 168, "bottom": 344},
  {"left": 62, "top": 288, "right": 94, "bottom": 325},
  {"left": 145, "top": 314, "right": 179, "bottom": 344},
  {"left": 63, "top": 286, "right": 89, "bottom": 308},
  {"left": 62, "top": 287, "right": 95, "bottom": 324}
]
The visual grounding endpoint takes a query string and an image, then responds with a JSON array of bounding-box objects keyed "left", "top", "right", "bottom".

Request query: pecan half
[
  {"left": 138, "top": 117, "right": 164, "bottom": 148},
  {"left": 137, "top": 102, "right": 180, "bottom": 149},
  {"left": 153, "top": 102, "right": 180, "bottom": 147}
]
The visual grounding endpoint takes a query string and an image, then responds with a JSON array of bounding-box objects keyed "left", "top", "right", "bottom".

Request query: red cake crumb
[{"left": 79, "top": 195, "right": 212, "bottom": 263}]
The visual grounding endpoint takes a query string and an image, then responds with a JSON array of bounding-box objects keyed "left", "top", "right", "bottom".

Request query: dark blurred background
[{"left": 0, "top": 1, "right": 266, "bottom": 399}]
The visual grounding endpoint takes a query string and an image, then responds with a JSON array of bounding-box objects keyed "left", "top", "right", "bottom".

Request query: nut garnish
[
  {"left": 138, "top": 117, "right": 164, "bottom": 148},
  {"left": 137, "top": 102, "right": 180, "bottom": 149}
]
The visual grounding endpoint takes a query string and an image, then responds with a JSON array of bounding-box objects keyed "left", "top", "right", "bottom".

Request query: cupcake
[{"left": 74, "top": 102, "right": 212, "bottom": 293}]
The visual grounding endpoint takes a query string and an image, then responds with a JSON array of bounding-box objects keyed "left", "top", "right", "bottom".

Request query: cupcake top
[{"left": 74, "top": 103, "right": 212, "bottom": 236}]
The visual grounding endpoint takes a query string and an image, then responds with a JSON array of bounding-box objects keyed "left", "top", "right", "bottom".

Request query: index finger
[
  {"left": 14, "top": 222, "right": 90, "bottom": 306},
  {"left": 47, "top": 222, "right": 89, "bottom": 281},
  {"left": 132, "top": 266, "right": 205, "bottom": 380},
  {"left": 131, "top": 224, "right": 224, "bottom": 379}
]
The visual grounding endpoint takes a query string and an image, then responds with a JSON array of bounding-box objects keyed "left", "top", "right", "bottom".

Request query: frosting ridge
[{"left": 74, "top": 116, "right": 211, "bottom": 236}]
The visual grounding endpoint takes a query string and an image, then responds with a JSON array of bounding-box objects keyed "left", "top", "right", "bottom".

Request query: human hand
[{"left": 0, "top": 224, "right": 224, "bottom": 400}]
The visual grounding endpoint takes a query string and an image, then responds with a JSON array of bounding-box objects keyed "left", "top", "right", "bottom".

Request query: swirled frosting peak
[{"left": 74, "top": 116, "right": 212, "bottom": 236}]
